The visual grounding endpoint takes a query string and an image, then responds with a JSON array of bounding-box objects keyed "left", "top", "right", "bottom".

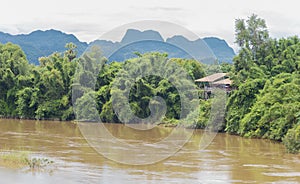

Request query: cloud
[
  {"left": 0, "top": 0, "right": 299, "bottom": 48},
  {"left": 146, "top": 7, "right": 184, "bottom": 12}
]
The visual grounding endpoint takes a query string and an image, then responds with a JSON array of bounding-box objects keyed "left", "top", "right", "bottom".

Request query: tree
[
  {"left": 225, "top": 78, "right": 266, "bottom": 133},
  {"left": 235, "top": 14, "right": 269, "bottom": 61},
  {"left": 0, "top": 43, "right": 31, "bottom": 117},
  {"left": 28, "top": 44, "right": 78, "bottom": 120},
  {"left": 64, "top": 42, "right": 78, "bottom": 61},
  {"left": 233, "top": 14, "right": 270, "bottom": 84},
  {"left": 227, "top": 14, "right": 300, "bottom": 153}
]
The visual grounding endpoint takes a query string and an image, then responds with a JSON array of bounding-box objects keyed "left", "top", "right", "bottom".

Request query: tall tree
[
  {"left": 0, "top": 43, "right": 31, "bottom": 117},
  {"left": 233, "top": 14, "right": 270, "bottom": 85},
  {"left": 235, "top": 14, "right": 269, "bottom": 61}
]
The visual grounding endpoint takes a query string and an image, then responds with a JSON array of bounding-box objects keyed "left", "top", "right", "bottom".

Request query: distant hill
[
  {"left": 0, "top": 29, "right": 235, "bottom": 65},
  {"left": 166, "top": 35, "right": 216, "bottom": 63},
  {"left": 0, "top": 29, "right": 88, "bottom": 65},
  {"left": 108, "top": 40, "right": 190, "bottom": 62},
  {"left": 121, "top": 29, "right": 164, "bottom": 44},
  {"left": 203, "top": 37, "right": 235, "bottom": 63},
  {"left": 91, "top": 29, "right": 235, "bottom": 63}
]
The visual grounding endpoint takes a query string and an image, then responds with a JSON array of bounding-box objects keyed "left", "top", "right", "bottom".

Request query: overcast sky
[{"left": 0, "top": 0, "right": 299, "bottom": 50}]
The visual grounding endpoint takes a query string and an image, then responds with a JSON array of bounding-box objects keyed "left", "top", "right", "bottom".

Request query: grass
[
  {"left": 0, "top": 150, "right": 54, "bottom": 170},
  {"left": 0, "top": 150, "right": 29, "bottom": 168},
  {"left": 26, "top": 157, "right": 54, "bottom": 170}
]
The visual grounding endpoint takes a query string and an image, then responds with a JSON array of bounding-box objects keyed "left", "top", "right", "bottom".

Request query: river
[{"left": 0, "top": 119, "right": 299, "bottom": 183}]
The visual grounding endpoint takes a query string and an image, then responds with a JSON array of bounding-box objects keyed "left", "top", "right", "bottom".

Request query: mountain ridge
[
  {"left": 0, "top": 29, "right": 235, "bottom": 64},
  {"left": 0, "top": 29, "right": 88, "bottom": 65}
]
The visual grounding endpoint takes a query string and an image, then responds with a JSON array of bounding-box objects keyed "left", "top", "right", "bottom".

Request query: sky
[{"left": 0, "top": 0, "right": 299, "bottom": 51}]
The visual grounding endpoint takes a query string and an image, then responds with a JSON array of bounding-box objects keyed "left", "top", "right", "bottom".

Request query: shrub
[{"left": 283, "top": 125, "right": 300, "bottom": 154}]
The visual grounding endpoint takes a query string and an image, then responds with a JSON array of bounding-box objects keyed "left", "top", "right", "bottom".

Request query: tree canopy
[{"left": 227, "top": 14, "right": 300, "bottom": 153}]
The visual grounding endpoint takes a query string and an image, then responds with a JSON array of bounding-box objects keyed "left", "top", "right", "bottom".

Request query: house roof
[
  {"left": 212, "top": 78, "right": 232, "bottom": 85},
  {"left": 195, "top": 73, "right": 228, "bottom": 83}
]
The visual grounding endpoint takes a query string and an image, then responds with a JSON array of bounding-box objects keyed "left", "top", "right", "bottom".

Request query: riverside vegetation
[
  {"left": 0, "top": 14, "right": 299, "bottom": 153},
  {"left": 0, "top": 150, "right": 53, "bottom": 170}
]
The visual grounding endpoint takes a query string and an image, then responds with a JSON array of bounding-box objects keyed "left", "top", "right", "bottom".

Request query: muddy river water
[{"left": 0, "top": 119, "right": 299, "bottom": 183}]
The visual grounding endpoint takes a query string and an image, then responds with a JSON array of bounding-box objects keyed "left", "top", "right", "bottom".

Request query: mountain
[
  {"left": 90, "top": 29, "right": 235, "bottom": 63},
  {"left": 88, "top": 40, "right": 122, "bottom": 58},
  {"left": 108, "top": 40, "right": 189, "bottom": 62},
  {"left": 203, "top": 37, "right": 236, "bottom": 63},
  {"left": 0, "top": 29, "right": 88, "bottom": 65},
  {"left": 0, "top": 29, "right": 235, "bottom": 65},
  {"left": 121, "top": 29, "right": 164, "bottom": 44},
  {"left": 89, "top": 29, "right": 168, "bottom": 61},
  {"left": 166, "top": 35, "right": 216, "bottom": 64}
]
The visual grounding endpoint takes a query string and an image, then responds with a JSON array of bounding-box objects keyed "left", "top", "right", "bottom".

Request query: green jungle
[{"left": 0, "top": 15, "right": 299, "bottom": 153}]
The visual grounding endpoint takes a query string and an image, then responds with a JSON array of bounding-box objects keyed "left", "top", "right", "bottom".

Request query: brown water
[{"left": 0, "top": 119, "right": 299, "bottom": 184}]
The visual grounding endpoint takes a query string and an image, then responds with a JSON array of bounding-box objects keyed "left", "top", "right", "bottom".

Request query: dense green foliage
[
  {"left": 0, "top": 14, "right": 299, "bottom": 153},
  {"left": 226, "top": 14, "right": 300, "bottom": 153},
  {"left": 0, "top": 42, "right": 77, "bottom": 120},
  {"left": 0, "top": 44, "right": 205, "bottom": 125},
  {"left": 239, "top": 73, "right": 300, "bottom": 140},
  {"left": 283, "top": 125, "right": 300, "bottom": 154},
  {"left": 73, "top": 51, "right": 205, "bottom": 124},
  {"left": 0, "top": 43, "right": 31, "bottom": 117}
]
